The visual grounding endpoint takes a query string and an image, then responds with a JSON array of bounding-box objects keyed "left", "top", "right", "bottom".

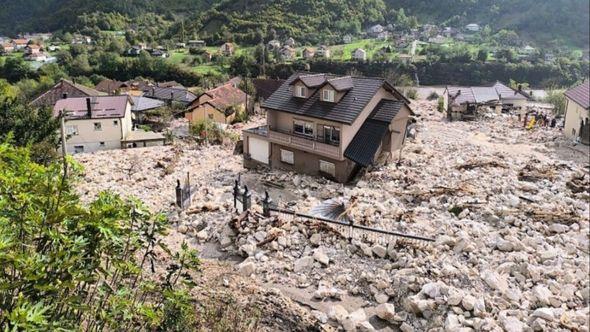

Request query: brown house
[
  {"left": 220, "top": 42, "right": 235, "bottom": 56},
  {"left": 31, "top": 79, "right": 104, "bottom": 108},
  {"left": 185, "top": 82, "right": 247, "bottom": 124},
  {"left": 243, "top": 72, "right": 413, "bottom": 183}
]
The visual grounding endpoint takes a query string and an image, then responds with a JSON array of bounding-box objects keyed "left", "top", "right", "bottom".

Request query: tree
[
  {"left": 0, "top": 57, "right": 35, "bottom": 83},
  {"left": 545, "top": 89, "right": 566, "bottom": 115},
  {"left": 477, "top": 49, "right": 489, "bottom": 62},
  {"left": 0, "top": 143, "right": 201, "bottom": 330}
]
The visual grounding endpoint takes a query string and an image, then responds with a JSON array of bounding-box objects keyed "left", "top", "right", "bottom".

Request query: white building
[
  {"left": 465, "top": 23, "right": 480, "bottom": 32},
  {"left": 352, "top": 48, "right": 367, "bottom": 61}
]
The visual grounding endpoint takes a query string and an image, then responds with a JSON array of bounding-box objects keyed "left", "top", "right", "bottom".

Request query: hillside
[{"left": 0, "top": 0, "right": 588, "bottom": 48}]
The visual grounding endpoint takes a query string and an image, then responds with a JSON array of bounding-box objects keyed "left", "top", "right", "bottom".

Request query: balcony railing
[{"left": 244, "top": 125, "right": 341, "bottom": 159}]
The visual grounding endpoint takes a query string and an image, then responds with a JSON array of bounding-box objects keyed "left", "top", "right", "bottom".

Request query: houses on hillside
[
  {"left": 443, "top": 82, "right": 532, "bottom": 121},
  {"left": 242, "top": 72, "right": 413, "bottom": 183},
  {"left": 564, "top": 81, "right": 589, "bottom": 145},
  {"left": 53, "top": 95, "right": 165, "bottom": 153},
  {"left": 184, "top": 82, "right": 247, "bottom": 125}
]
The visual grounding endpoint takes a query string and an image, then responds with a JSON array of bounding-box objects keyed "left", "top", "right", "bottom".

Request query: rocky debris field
[{"left": 75, "top": 101, "right": 589, "bottom": 331}]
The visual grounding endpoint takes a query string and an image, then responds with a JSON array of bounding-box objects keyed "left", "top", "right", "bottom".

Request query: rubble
[{"left": 74, "top": 100, "right": 589, "bottom": 331}]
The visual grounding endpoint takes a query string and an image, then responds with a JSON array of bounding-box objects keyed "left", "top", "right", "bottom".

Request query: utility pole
[{"left": 59, "top": 110, "right": 68, "bottom": 177}]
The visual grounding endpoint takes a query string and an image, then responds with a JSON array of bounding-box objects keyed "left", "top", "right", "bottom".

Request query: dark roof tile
[
  {"left": 370, "top": 100, "right": 404, "bottom": 123},
  {"left": 565, "top": 80, "right": 589, "bottom": 109},
  {"left": 344, "top": 120, "right": 389, "bottom": 166}
]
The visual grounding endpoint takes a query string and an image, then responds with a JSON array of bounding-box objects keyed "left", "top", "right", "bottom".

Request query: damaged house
[
  {"left": 444, "top": 82, "right": 532, "bottom": 121},
  {"left": 242, "top": 72, "right": 413, "bottom": 183}
]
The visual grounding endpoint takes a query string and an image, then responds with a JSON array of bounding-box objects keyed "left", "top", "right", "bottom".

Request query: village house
[
  {"left": 130, "top": 96, "right": 167, "bottom": 123},
  {"left": 53, "top": 95, "right": 165, "bottom": 153},
  {"left": 150, "top": 49, "right": 169, "bottom": 58},
  {"left": 267, "top": 39, "right": 281, "bottom": 51},
  {"left": 71, "top": 34, "right": 92, "bottom": 45},
  {"left": 184, "top": 82, "right": 247, "bottom": 125},
  {"left": 465, "top": 23, "right": 480, "bottom": 32},
  {"left": 242, "top": 72, "right": 413, "bottom": 183},
  {"left": 143, "top": 86, "right": 197, "bottom": 105},
  {"left": 443, "top": 82, "right": 532, "bottom": 121},
  {"left": 316, "top": 45, "right": 331, "bottom": 58},
  {"left": 1, "top": 43, "right": 15, "bottom": 54},
  {"left": 367, "top": 24, "right": 385, "bottom": 38},
  {"left": 352, "top": 48, "right": 367, "bottom": 61},
  {"left": 285, "top": 37, "right": 296, "bottom": 47},
  {"left": 12, "top": 38, "right": 29, "bottom": 50},
  {"left": 428, "top": 35, "right": 446, "bottom": 44},
  {"left": 31, "top": 79, "right": 104, "bottom": 107},
  {"left": 176, "top": 42, "right": 186, "bottom": 49},
  {"left": 563, "top": 80, "right": 589, "bottom": 144},
  {"left": 343, "top": 34, "right": 353, "bottom": 44},
  {"left": 24, "top": 44, "right": 41, "bottom": 55},
  {"left": 187, "top": 40, "right": 206, "bottom": 49},
  {"left": 25, "top": 52, "right": 47, "bottom": 62},
  {"left": 279, "top": 45, "right": 296, "bottom": 60},
  {"left": 95, "top": 79, "right": 129, "bottom": 95},
  {"left": 303, "top": 47, "right": 315, "bottom": 60},
  {"left": 220, "top": 42, "right": 235, "bottom": 56}
]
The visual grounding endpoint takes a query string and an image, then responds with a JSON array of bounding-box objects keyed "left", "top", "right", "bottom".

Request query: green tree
[
  {"left": 477, "top": 49, "right": 489, "bottom": 62},
  {"left": 0, "top": 57, "right": 35, "bottom": 83},
  {"left": 0, "top": 143, "right": 201, "bottom": 330}
]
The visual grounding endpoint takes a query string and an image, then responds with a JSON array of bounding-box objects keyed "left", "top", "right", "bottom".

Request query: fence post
[
  {"left": 175, "top": 179, "right": 182, "bottom": 208},
  {"left": 186, "top": 172, "right": 191, "bottom": 205},
  {"left": 233, "top": 179, "right": 240, "bottom": 211},
  {"left": 242, "top": 185, "right": 251, "bottom": 212},
  {"left": 262, "top": 191, "right": 272, "bottom": 217},
  {"left": 348, "top": 219, "right": 354, "bottom": 242}
]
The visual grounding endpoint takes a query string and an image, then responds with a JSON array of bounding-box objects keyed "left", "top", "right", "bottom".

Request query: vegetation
[
  {"left": 0, "top": 142, "right": 201, "bottom": 330},
  {"left": 544, "top": 89, "right": 567, "bottom": 115},
  {"left": 189, "top": 118, "right": 238, "bottom": 144}
]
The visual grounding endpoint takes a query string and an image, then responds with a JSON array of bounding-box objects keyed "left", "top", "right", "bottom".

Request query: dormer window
[
  {"left": 294, "top": 85, "right": 307, "bottom": 98},
  {"left": 322, "top": 89, "right": 335, "bottom": 102}
]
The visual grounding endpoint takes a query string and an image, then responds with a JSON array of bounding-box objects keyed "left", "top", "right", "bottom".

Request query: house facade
[
  {"left": 242, "top": 73, "right": 413, "bottom": 183},
  {"left": 185, "top": 82, "right": 247, "bottom": 125},
  {"left": 54, "top": 96, "right": 165, "bottom": 153},
  {"left": 316, "top": 45, "right": 331, "bottom": 58},
  {"left": 564, "top": 81, "right": 589, "bottom": 144},
  {"left": 352, "top": 48, "right": 367, "bottom": 61},
  {"left": 220, "top": 42, "right": 235, "bottom": 56},
  {"left": 303, "top": 48, "right": 315, "bottom": 59}
]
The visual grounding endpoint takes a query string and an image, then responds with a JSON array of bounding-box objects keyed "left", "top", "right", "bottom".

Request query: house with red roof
[{"left": 184, "top": 82, "right": 247, "bottom": 125}]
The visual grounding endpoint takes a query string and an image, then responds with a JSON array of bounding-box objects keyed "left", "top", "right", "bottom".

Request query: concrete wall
[{"left": 564, "top": 97, "right": 590, "bottom": 139}]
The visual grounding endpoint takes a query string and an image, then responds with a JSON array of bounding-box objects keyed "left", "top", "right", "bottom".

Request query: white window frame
[
  {"left": 280, "top": 149, "right": 294, "bottom": 165},
  {"left": 322, "top": 125, "right": 340, "bottom": 145},
  {"left": 293, "top": 119, "right": 314, "bottom": 137},
  {"left": 295, "top": 85, "right": 306, "bottom": 98},
  {"left": 319, "top": 160, "right": 336, "bottom": 177},
  {"left": 322, "top": 89, "right": 335, "bottom": 102},
  {"left": 66, "top": 125, "right": 79, "bottom": 136},
  {"left": 93, "top": 122, "right": 102, "bottom": 131}
]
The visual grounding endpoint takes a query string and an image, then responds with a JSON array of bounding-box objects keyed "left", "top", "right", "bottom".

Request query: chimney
[
  {"left": 86, "top": 97, "right": 92, "bottom": 118},
  {"left": 62, "top": 92, "right": 68, "bottom": 99}
]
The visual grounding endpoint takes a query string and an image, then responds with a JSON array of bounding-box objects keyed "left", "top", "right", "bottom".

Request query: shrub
[
  {"left": 437, "top": 96, "right": 445, "bottom": 113},
  {"left": 405, "top": 88, "right": 418, "bottom": 100},
  {"left": 190, "top": 118, "right": 226, "bottom": 144},
  {"left": 427, "top": 91, "right": 440, "bottom": 100}
]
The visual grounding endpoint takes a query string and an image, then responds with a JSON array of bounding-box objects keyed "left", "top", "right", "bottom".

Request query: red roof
[
  {"left": 12, "top": 39, "right": 28, "bottom": 45},
  {"left": 53, "top": 96, "right": 131, "bottom": 119},
  {"left": 188, "top": 83, "right": 247, "bottom": 112},
  {"left": 565, "top": 80, "right": 589, "bottom": 110}
]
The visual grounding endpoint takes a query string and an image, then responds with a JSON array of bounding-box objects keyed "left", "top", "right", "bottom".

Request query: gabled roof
[
  {"left": 344, "top": 120, "right": 389, "bottom": 167},
  {"left": 53, "top": 95, "right": 131, "bottom": 119},
  {"left": 565, "top": 80, "right": 589, "bottom": 110},
  {"left": 187, "top": 83, "right": 247, "bottom": 112},
  {"left": 95, "top": 79, "right": 127, "bottom": 93},
  {"left": 30, "top": 79, "right": 104, "bottom": 106},
  {"left": 144, "top": 86, "right": 196, "bottom": 104},
  {"left": 370, "top": 100, "right": 404, "bottom": 123},
  {"left": 326, "top": 76, "right": 354, "bottom": 92},
  {"left": 131, "top": 96, "right": 166, "bottom": 112},
  {"left": 446, "top": 81, "right": 530, "bottom": 106},
  {"left": 492, "top": 81, "right": 528, "bottom": 100},
  {"left": 252, "top": 78, "right": 285, "bottom": 100},
  {"left": 263, "top": 72, "right": 408, "bottom": 124}
]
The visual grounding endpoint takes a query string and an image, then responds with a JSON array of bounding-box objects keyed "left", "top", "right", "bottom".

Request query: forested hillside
[{"left": 0, "top": 0, "right": 588, "bottom": 48}]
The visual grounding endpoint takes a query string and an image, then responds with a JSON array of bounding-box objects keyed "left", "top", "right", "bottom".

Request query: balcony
[{"left": 244, "top": 125, "right": 342, "bottom": 159}]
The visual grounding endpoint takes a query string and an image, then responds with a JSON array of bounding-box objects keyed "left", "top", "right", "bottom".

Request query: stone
[
  {"left": 277, "top": 236, "right": 287, "bottom": 247},
  {"left": 532, "top": 308, "right": 554, "bottom": 321},
  {"left": 500, "top": 316, "right": 525, "bottom": 332},
  {"left": 310, "top": 233, "right": 322, "bottom": 245},
  {"left": 360, "top": 243, "right": 373, "bottom": 257},
  {"left": 313, "top": 248, "right": 330, "bottom": 266},
  {"left": 237, "top": 261, "right": 255, "bottom": 276},
  {"left": 400, "top": 322, "right": 414, "bottom": 332},
  {"left": 342, "top": 309, "right": 366, "bottom": 332},
  {"left": 462, "top": 294, "right": 476, "bottom": 311},
  {"left": 473, "top": 298, "right": 485, "bottom": 317},
  {"left": 533, "top": 285, "right": 552, "bottom": 306},
  {"left": 481, "top": 270, "right": 508, "bottom": 293},
  {"left": 293, "top": 255, "right": 314, "bottom": 272},
  {"left": 447, "top": 289, "right": 463, "bottom": 306},
  {"left": 328, "top": 304, "right": 348, "bottom": 322},
  {"left": 196, "top": 229, "right": 208, "bottom": 240},
  {"left": 406, "top": 296, "right": 436, "bottom": 317},
  {"left": 311, "top": 310, "right": 328, "bottom": 324},
  {"left": 375, "top": 303, "right": 396, "bottom": 321},
  {"left": 445, "top": 313, "right": 461, "bottom": 332},
  {"left": 239, "top": 243, "right": 256, "bottom": 257},
  {"left": 375, "top": 293, "right": 389, "bottom": 304},
  {"left": 549, "top": 224, "right": 568, "bottom": 233},
  {"left": 372, "top": 244, "right": 387, "bottom": 258},
  {"left": 421, "top": 282, "right": 442, "bottom": 299},
  {"left": 358, "top": 321, "right": 376, "bottom": 332},
  {"left": 496, "top": 238, "right": 514, "bottom": 252},
  {"left": 254, "top": 231, "right": 267, "bottom": 242},
  {"left": 178, "top": 224, "right": 188, "bottom": 234}
]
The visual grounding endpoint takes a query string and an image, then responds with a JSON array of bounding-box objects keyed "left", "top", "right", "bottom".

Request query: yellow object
[{"left": 527, "top": 117, "right": 536, "bottom": 130}]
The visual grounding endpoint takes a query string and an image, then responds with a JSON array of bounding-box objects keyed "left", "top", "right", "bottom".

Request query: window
[
  {"left": 293, "top": 119, "right": 314, "bottom": 136},
  {"left": 99, "top": 142, "right": 105, "bottom": 147},
  {"left": 322, "top": 89, "right": 335, "bottom": 102},
  {"left": 280, "top": 149, "right": 294, "bottom": 164},
  {"left": 66, "top": 125, "right": 79, "bottom": 136},
  {"left": 323, "top": 125, "right": 340, "bottom": 145},
  {"left": 294, "top": 85, "right": 306, "bottom": 98},
  {"left": 74, "top": 145, "right": 84, "bottom": 154},
  {"left": 319, "top": 160, "right": 336, "bottom": 177},
  {"left": 93, "top": 122, "right": 102, "bottom": 131},
  {"left": 113, "top": 120, "right": 118, "bottom": 126}
]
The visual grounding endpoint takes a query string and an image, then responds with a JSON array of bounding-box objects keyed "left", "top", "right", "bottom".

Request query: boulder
[
  {"left": 328, "top": 304, "right": 348, "bottom": 322},
  {"left": 293, "top": 256, "right": 314, "bottom": 272},
  {"left": 313, "top": 248, "right": 330, "bottom": 266},
  {"left": 342, "top": 308, "right": 366, "bottom": 332},
  {"left": 375, "top": 303, "right": 396, "bottom": 321},
  {"left": 237, "top": 261, "right": 255, "bottom": 276},
  {"left": 372, "top": 244, "right": 387, "bottom": 258},
  {"left": 358, "top": 321, "right": 376, "bottom": 332},
  {"left": 462, "top": 294, "right": 476, "bottom": 311},
  {"left": 310, "top": 233, "right": 322, "bottom": 245},
  {"left": 532, "top": 307, "right": 554, "bottom": 321},
  {"left": 375, "top": 293, "right": 389, "bottom": 304}
]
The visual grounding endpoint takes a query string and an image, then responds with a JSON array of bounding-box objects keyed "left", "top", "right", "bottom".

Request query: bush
[
  {"left": 0, "top": 143, "right": 200, "bottom": 330},
  {"left": 437, "top": 96, "right": 445, "bottom": 113},
  {"left": 427, "top": 91, "right": 440, "bottom": 101},
  {"left": 190, "top": 118, "right": 227, "bottom": 144},
  {"left": 405, "top": 88, "right": 418, "bottom": 100},
  {"left": 232, "top": 109, "right": 249, "bottom": 124},
  {"left": 544, "top": 89, "right": 566, "bottom": 115}
]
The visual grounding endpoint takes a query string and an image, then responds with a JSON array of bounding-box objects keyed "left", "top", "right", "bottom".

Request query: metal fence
[
  {"left": 232, "top": 178, "right": 435, "bottom": 245},
  {"left": 175, "top": 172, "right": 192, "bottom": 209}
]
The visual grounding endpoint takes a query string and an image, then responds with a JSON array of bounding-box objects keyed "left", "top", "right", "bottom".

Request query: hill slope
[{"left": 0, "top": 0, "right": 588, "bottom": 48}]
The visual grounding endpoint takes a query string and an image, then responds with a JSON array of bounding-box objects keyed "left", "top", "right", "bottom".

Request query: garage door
[{"left": 248, "top": 137, "right": 269, "bottom": 164}]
